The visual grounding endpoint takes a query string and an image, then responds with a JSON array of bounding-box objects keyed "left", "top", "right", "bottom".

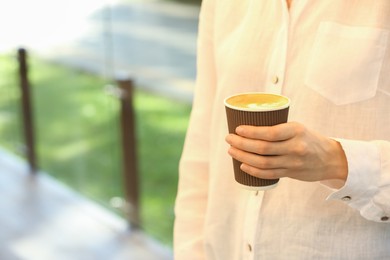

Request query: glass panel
[{"left": 0, "top": 0, "right": 198, "bottom": 247}]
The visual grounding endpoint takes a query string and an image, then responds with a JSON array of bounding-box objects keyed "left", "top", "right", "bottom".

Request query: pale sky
[{"left": 0, "top": 0, "right": 118, "bottom": 52}]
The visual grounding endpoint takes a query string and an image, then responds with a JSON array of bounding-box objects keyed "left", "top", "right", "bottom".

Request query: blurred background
[{"left": 0, "top": 0, "right": 200, "bottom": 259}]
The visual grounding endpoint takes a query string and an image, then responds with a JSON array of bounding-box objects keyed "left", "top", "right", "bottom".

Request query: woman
[{"left": 175, "top": 0, "right": 390, "bottom": 259}]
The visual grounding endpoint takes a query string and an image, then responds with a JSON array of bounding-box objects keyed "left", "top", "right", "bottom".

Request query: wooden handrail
[
  {"left": 17, "top": 48, "right": 38, "bottom": 174},
  {"left": 117, "top": 77, "right": 140, "bottom": 229}
]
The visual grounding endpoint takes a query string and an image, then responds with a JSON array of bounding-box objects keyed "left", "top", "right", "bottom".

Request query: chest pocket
[{"left": 305, "top": 22, "right": 389, "bottom": 105}]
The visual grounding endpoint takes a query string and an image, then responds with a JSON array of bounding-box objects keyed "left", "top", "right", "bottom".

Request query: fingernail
[
  {"left": 225, "top": 134, "right": 232, "bottom": 143},
  {"left": 236, "top": 126, "right": 243, "bottom": 134}
]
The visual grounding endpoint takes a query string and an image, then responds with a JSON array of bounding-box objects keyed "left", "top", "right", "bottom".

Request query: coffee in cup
[{"left": 224, "top": 92, "right": 290, "bottom": 190}]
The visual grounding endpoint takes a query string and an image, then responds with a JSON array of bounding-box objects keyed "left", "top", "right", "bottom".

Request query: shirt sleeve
[
  {"left": 174, "top": 0, "right": 217, "bottom": 259},
  {"left": 325, "top": 138, "right": 390, "bottom": 223}
]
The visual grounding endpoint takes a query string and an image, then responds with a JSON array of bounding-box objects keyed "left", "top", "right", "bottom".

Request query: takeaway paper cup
[{"left": 224, "top": 92, "right": 290, "bottom": 190}]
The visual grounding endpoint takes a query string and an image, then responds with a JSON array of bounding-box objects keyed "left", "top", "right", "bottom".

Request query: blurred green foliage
[{"left": 0, "top": 52, "right": 191, "bottom": 246}]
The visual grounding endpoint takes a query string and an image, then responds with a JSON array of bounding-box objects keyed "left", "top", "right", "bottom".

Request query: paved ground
[
  {"left": 0, "top": 0, "right": 199, "bottom": 103},
  {"left": 0, "top": 148, "right": 173, "bottom": 260}
]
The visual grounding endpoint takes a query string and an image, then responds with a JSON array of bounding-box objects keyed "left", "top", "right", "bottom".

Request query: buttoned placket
[
  {"left": 265, "top": 1, "right": 290, "bottom": 95},
  {"left": 242, "top": 190, "right": 264, "bottom": 260},
  {"left": 241, "top": 2, "right": 291, "bottom": 258}
]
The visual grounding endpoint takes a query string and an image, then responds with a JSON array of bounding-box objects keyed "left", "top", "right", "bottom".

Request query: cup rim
[{"left": 224, "top": 92, "right": 290, "bottom": 112}]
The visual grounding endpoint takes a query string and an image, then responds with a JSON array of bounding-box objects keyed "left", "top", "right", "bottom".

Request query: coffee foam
[{"left": 225, "top": 93, "right": 290, "bottom": 111}]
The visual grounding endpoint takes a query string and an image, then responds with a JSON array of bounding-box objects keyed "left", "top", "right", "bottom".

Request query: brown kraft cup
[{"left": 224, "top": 92, "right": 290, "bottom": 190}]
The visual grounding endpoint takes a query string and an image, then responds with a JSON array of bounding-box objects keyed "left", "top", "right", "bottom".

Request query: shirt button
[
  {"left": 247, "top": 243, "right": 252, "bottom": 252},
  {"left": 255, "top": 191, "right": 259, "bottom": 196},
  {"left": 272, "top": 76, "right": 279, "bottom": 84},
  {"left": 341, "top": 196, "right": 352, "bottom": 201},
  {"left": 381, "top": 216, "right": 389, "bottom": 221}
]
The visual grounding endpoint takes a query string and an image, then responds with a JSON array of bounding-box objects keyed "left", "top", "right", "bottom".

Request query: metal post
[
  {"left": 116, "top": 77, "right": 140, "bottom": 229},
  {"left": 17, "top": 48, "right": 37, "bottom": 174}
]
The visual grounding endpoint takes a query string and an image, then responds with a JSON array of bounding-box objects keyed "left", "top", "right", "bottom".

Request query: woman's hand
[{"left": 225, "top": 122, "right": 348, "bottom": 183}]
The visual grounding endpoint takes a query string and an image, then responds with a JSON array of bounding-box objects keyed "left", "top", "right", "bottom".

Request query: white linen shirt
[{"left": 174, "top": 0, "right": 390, "bottom": 259}]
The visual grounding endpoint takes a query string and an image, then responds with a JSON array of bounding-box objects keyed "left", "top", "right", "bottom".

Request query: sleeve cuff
[{"left": 324, "top": 139, "right": 380, "bottom": 210}]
